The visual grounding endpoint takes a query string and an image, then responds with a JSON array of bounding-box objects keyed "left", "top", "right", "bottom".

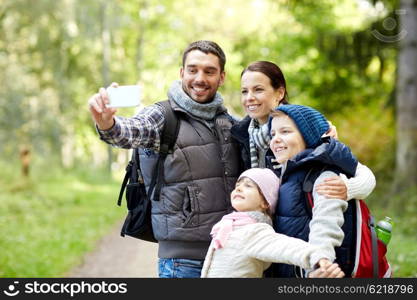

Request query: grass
[
  {"left": 0, "top": 160, "right": 125, "bottom": 277},
  {"left": 388, "top": 231, "right": 417, "bottom": 277}
]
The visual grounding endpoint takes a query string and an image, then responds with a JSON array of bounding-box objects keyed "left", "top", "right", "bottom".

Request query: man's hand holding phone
[{"left": 88, "top": 83, "right": 141, "bottom": 130}]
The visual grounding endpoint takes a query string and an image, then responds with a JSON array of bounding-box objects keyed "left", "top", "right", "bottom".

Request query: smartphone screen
[{"left": 106, "top": 85, "right": 141, "bottom": 108}]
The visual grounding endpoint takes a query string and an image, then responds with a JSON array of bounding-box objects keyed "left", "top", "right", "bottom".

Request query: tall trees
[
  {"left": 395, "top": 0, "right": 417, "bottom": 189},
  {"left": 1, "top": 0, "right": 411, "bottom": 193}
]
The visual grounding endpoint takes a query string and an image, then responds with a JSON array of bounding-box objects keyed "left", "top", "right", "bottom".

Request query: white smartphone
[{"left": 106, "top": 85, "right": 141, "bottom": 108}]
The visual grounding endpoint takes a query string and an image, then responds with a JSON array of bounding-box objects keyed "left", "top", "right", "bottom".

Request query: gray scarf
[
  {"left": 248, "top": 119, "right": 271, "bottom": 168},
  {"left": 167, "top": 80, "right": 224, "bottom": 120}
]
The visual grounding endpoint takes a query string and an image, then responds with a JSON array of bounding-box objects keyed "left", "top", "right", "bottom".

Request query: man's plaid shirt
[{"left": 97, "top": 104, "right": 165, "bottom": 152}]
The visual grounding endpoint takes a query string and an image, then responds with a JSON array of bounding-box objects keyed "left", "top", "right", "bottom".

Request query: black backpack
[{"left": 117, "top": 100, "right": 180, "bottom": 242}]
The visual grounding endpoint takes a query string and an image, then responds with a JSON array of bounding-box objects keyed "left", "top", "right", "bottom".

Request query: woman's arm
[
  {"left": 341, "top": 162, "right": 376, "bottom": 200},
  {"left": 315, "top": 162, "right": 376, "bottom": 201}
]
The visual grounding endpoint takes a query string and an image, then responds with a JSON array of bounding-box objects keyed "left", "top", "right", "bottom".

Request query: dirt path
[{"left": 68, "top": 220, "right": 158, "bottom": 278}]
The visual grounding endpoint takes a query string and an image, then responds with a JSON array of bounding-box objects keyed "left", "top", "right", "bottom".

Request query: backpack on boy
[
  {"left": 116, "top": 100, "right": 180, "bottom": 242},
  {"left": 303, "top": 166, "right": 391, "bottom": 278}
]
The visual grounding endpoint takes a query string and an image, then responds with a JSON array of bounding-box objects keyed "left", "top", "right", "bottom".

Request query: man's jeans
[{"left": 158, "top": 258, "right": 204, "bottom": 278}]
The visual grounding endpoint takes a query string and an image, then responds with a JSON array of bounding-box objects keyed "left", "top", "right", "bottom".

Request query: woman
[
  {"left": 230, "top": 61, "right": 376, "bottom": 277},
  {"left": 230, "top": 61, "right": 375, "bottom": 207}
]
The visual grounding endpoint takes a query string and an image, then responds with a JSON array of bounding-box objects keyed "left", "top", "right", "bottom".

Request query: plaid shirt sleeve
[{"left": 97, "top": 104, "right": 165, "bottom": 152}]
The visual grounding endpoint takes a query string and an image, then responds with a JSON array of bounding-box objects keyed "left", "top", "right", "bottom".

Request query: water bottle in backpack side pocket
[{"left": 376, "top": 216, "right": 393, "bottom": 245}]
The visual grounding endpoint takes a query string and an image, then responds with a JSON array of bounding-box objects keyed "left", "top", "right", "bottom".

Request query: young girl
[{"left": 201, "top": 168, "right": 344, "bottom": 278}]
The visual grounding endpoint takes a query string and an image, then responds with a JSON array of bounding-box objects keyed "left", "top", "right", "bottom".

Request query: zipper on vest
[
  {"left": 212, "top": 128, "right": 218, "bottom": 139},
  {"left": 214, "top": 118, "right": 231, "bottom": 203}
]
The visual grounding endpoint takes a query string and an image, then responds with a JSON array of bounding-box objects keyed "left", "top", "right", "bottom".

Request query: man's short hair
[{"left": 182, "top": 40, "right": 226, "bottom": 72}]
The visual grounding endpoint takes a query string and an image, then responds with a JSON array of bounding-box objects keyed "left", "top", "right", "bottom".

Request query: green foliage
[
  {"left": 0, "top": 161, "right": 124, "bottom": 277},
  {"left": 330, "top": 104, "right": 396, "bottom": 175},
  {"left": 1, "top": 0, "right": 414, "bottom": 277},
  {"left": 1, "top": 0, "right": 400, "bottom": 166}
]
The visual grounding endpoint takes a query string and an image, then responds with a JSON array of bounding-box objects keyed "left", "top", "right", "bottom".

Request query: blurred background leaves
[{"left": 1, "top": 0, "right": 416, "bottom": 277}]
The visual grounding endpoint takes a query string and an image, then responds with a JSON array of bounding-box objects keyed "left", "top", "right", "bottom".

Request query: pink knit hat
[{"left": 238, "top": 168, "right": 280, "bottom": 214}]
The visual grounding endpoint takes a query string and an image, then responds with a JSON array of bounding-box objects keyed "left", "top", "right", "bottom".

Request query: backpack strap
[
  {"left": 117, "top": 161, "right": 131, "bottom": 206},
  {"left": 117, "top": 100, "right": 179, "bottom": 205},
  {"left": 302, "top": 166, "right": 328, "bottom": 216},
  {"left": 369, "top": 216, "right": 379, "bottom": 277},
  {"left": 117, "top": 147, "right": 140, "bottom": 206},
  {"left": 147, "top": 100, "right": 180, "bottom": 201}
]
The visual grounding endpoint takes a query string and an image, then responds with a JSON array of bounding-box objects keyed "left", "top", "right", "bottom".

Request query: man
[{"left": 88, "top": 40, "right": 241, "bottom": 278}]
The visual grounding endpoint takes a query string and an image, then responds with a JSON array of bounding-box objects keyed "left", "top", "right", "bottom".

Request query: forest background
[{"left": 1, "top": 0, "right": 416, "bottom": 277}]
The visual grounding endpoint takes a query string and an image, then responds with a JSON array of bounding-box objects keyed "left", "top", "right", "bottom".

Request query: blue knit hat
[{"left": 271, "top": 104, "right": 330, "bottom": 148}]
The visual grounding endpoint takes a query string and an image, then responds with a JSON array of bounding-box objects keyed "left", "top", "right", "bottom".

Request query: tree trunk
[
  {"left": 395, "top": 0, "right": 417, "bottom": 189},
  {"left": 136, "top": 0, "right": 147, "bottom": 80},
  {"left": 101, "top": 1, "right": 113, "bottom": 174}
]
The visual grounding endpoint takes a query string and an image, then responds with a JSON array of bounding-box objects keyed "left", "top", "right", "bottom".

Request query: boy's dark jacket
[
  {"left": 268, "top": 137, "right": 358, "bottom": 277},
  {"left": 231, "top": 116, "right": 359, "bottom": 277}
]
